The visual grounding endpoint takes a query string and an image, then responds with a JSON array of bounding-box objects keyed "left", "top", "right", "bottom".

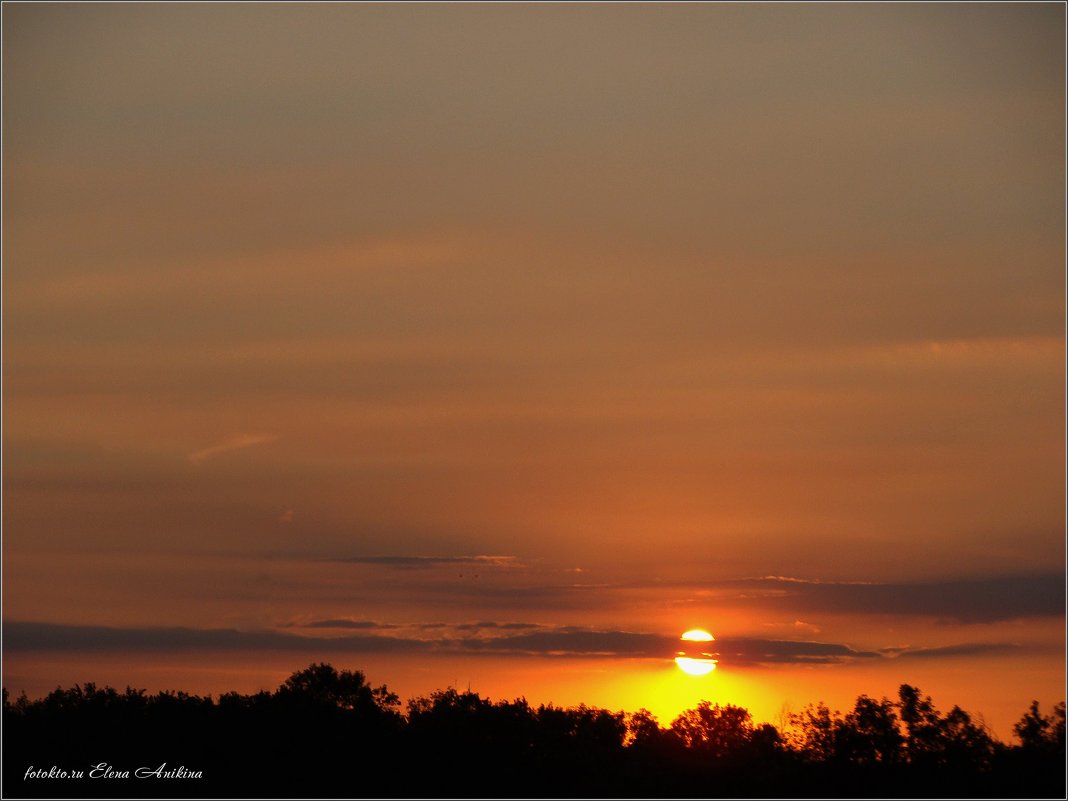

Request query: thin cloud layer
[
  {"left": 2, "top": 621, "right": 1024, "bottom": 668},
  {"left": 188, "top": 434, "right": 278, "bottom": 465},
  {"left": 715, "top": 638, "right": 880, "bottom": 666},
  {"left": 291, "top": 619, "right": 399, "bottom": 631},
  {"left": 882, "top": 643, "right": 1024, "bottom": 660},
  {"left": 286, "top": 569, "right": 1064, "bottom": 623},
  {"left": 455, "top": 629, "right": 674, "bottom": 658},
  {"left": 727, "top": 574, "right": 1066, "bottom": 624},
  {"left": 1, "top": 622, "right": 425, "bottom": 655},
  {"left": 454, "top": 622, "right": 541, "bottom": 631},
  {"left": 333, "top": 555, "right": 521, "bottom": 570}
]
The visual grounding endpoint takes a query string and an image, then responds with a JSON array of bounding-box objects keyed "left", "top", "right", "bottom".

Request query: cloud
[
  {"left": 881, "top": 642, "right": 1022, "bottom": 660},
  {"left": 288, "top": 619, "right": 399, "bottom": 631},
  {"left": 381, "top": 571, "right": 1065, "bottom": 622},
  {"left": 2, "top": 622, "right": 424, "bottom": 655},
  {"left": 1, "top": 621, "right": 669, "bottom": 659},
  {"left": 0, "top": 621, "right": 1043, "bottom": 671},
  {"left": 333, "top": 555, "right": 521, "bottom": 570},
  {"left": 288, "top": 568, "right": 1063, "bottom": 624},
  {"left": 457, "top": 629, "right": 674, "bottom": 657},
  {"left": 454, "top": 622, "right": 540, "bottom": 631},
  {"left": 188, "top": 434, "right": 278, "bottom": 465},
  {"left": 726, "top": 574, "right": 1065, "bottom": 624},
  {"left": 761, "top": 620, "right": 823, "bottom": 635},
  {"left": 714, "top": 638, "right": 880, "bottom": 665},
  {"left": 755, "top": 576, "right": 875, "bottom": 586}
]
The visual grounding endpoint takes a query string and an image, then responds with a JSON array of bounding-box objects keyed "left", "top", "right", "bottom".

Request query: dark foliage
[{"left": 3, "top": 667, "right": 1064, "bottom": 798}]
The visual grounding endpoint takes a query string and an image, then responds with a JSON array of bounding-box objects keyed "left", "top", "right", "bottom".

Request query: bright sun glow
[
  {"left": 680, "top": 629, "right": 715, "bottom": 642},
  {"left": 675, "top": 629, "right": 718, "bottom": 676},
  {"left": 674, "top": 656, "right": 717, "bottom": 676}
]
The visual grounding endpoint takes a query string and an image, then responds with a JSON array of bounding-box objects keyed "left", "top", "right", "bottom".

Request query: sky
[{"left": 2, "top": 3, "right": 1065, "bottom": 737}]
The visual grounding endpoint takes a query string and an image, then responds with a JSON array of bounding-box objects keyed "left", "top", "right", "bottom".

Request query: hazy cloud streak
[
  {"left": 3, "top": 621, "right": 1024, "bottom": 667},
  {"left": 188, "top": 434, "right": 278, "bottom": 465},
  {"left": 332, "top": 555, "right": 521, "bottom": 569},
  {"left": 727, "top": 574, "right": 1066, "bottom": 624}
]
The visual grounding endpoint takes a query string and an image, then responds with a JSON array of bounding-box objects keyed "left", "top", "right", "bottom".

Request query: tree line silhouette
[{"left": 3, "top": 663, "right": 1064, "bottom": 798}]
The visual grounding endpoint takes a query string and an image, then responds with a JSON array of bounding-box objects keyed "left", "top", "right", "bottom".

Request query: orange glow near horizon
[{"left": 3, "top": 645, "right": 1065, "bottom": 741}]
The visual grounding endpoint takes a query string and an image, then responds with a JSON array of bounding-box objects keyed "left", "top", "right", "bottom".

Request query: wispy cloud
[
  {"left": 722, "top": 574, "right": 1066, "bottom": 624},
  {"left": 454, "top": 621, "right": 541, "bottom": 632},
  {"left": 714, "top": 638, "right": 879, "bottom": 665},
  {"left": 755, "top": 576, "right": 876, "bottom": 586},
  {"left": 284, "top": 619, "right": 400, "bottom": 631},
  {"left": 2, "top": 621, "right": 424, "bottom": 655},
  {"left": 881, "top": 643, "right": 1023, "bottom": 660},
  {"left": 333, "top": 555, "right": 521, "bottom": 570},
  {"left": 188, "top": 434, "right": 278, "bottom": 465},
  {"left": 4, "top": 621, "right": 1027, "bottom": 668},
  {"left": 456, "top": 629, "right": 674, "bottom": 658}
]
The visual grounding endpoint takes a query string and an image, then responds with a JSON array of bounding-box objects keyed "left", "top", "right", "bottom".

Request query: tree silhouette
[
  {"left": 1013, "top": 699, "right": 1066, "bottom": 753},
  {"left": 669, "top": 701, "right": 753, "bottom": 759},
  {"left": 790, "top": 702, "right": 841, "bottom": 762},
  {"left": 836, "top": 695, "right": 904, "bottom": 765},
  {"left": 938, "top": 704, "right": 995, "bottom": 769},
  {"left": 624, "top": 707, "right": 662, "bottom": 748},
  {"left": 3, "top": 667, "right": 1065, "bottom": 798},
  {"left": 898, "top": 684, "right": 942, "bottom": 763},
  {"left": 277, "top": 662, "right": 399, "bottom": 716}
]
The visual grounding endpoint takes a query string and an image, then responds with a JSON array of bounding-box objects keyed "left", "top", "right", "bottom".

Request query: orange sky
[{"left": 2, "top": 3, "right": 1064, "bottom": 738}]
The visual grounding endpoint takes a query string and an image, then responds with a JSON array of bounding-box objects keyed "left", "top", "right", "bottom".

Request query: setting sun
[
  {"left": 680, "top": 629, "right": 715, "bottom": 642},
  {"left": 675, "top": 629, "right": 718, "bottom": 676}
]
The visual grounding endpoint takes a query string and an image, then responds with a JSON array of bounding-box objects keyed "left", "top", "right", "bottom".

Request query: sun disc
[
  {"left": 675, "top": 628, "right": 718, "bottom": 675},
  {"left": 681, "top": 629, "right": 715, "bottom": 642}
]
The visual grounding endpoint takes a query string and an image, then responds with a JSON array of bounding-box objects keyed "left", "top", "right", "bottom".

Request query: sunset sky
[{"left": 3, "top": 3, "right": 1064, "bottom": 738}]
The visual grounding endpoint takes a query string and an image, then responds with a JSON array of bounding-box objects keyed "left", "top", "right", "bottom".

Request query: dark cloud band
[
  {"left": 331, "top": 555, "right": 519, "bottom": 569},
  {"left": 1, "top": 621, "right": 1025, "bottom": 667},
  {"left": 726, "top": 573, "right": 1065, "bottom": 624}
]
